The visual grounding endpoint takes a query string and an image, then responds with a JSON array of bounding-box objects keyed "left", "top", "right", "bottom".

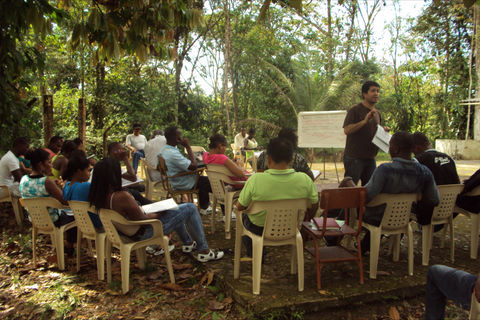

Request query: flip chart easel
[{"left": 298, "top": 111, "right": 347, "bottom": 182}]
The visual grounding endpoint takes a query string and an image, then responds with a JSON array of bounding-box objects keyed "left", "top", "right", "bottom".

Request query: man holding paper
[{"left": 343, "top": 81, "right": 390, "bottom": 186}]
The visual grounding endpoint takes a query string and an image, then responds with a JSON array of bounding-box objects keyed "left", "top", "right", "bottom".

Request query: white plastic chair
[
  {"left": 470, "top": 292, "right": 480, "bottom": 320},
  {"left": 99, "top": 208, "right": 175, "bottom": 294},
  {"left": 363, "top": 193, "right": 418, "bottom": 279},
  {"left": 68, "top": 201, "right": 106, "bottom": 280},
  {"left": 142, "top": 161, "right": 167, "bottom": 201},
  {"left": 454, "top": 186, "right": 480, "bottom": 259},
  {"left": 206, "top": 164, "right": 244, "bottom": 239},
  {"left": 420, "top": 184, "right": 464, "bottom": 266},
  {"left": 233, "top": 198, "right": 309, "bottom": 295},
  {"left": 1, "top": 185, "right": 24, "bottom": 227},
  {"left": 21, "top": 197, "right": 77, "bottom": 270}
]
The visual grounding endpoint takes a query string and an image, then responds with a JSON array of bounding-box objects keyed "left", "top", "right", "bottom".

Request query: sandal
[
  {"left": 196, "top": 249, "right": 224, "bottom": 262},
  {"left": 182, "top": 241, "right": 197, "bottom": 253},
  {"left": 154, "top": 244, "right": 175, "bottom": 256}
]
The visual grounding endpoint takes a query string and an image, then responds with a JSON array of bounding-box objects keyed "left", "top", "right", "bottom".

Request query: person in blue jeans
[
  {"left": 88, "top": 157, "right": 223, "bottom": 262},
  {"left": 425, "top": 264, "right": 480, "bottom": 319}
]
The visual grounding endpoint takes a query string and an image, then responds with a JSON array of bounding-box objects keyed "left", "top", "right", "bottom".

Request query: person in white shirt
[
  {"left": 234, "top": 127, "right": 248, "bottom": 149},
  {"left": 125, "top": 123, "right": 147, "bottom": 174},
  {"left": 144, "top": 129, "right": 167, "bottom": 181},
  {"left": 0, "top": 137, "right": 30, "bottom": 198}
]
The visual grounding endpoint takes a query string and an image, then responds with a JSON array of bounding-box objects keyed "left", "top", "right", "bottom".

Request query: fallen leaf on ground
[
  {"left": 208, "top": 300, "right": 225, "bottom": 311},
  {"left": 376, "top": 271, "right": 391, "bottom": 276},
  {"left": 206, "top": 271, "right": 214, "bottom": 286},
  {"left": 105, "top": 289, "right": 121, "bottom": 296},
  {"left": 158, "top": 283, "right": 191, "bottom": 291},
  {"left": 389, "top": 306, "right": 400, "bottom": 320},
  {"left": 318, "top": 290, "right": 328, "bottom": 295},
  {"left": 223, "top": 297, "right": 233, "bottom": 304},
  {"left": 0, "top": 307, "right": 15, "bottom": 318},
  {"left": 172, "top": 263, "right": 193, "bottom": 271}
]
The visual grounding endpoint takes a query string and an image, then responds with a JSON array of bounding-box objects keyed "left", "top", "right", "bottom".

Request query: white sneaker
[
  {"left": 199, "top": 206, "right": 212, "bottom": 216},
  {"left": 196, "top": 249, "right": 224, "bottom": 262},
  {"left": 154, "top": 244, "right": 175, "bottom": 256},
  {"left": 223, "top": 212, "right": 237, "bottom": 222}
]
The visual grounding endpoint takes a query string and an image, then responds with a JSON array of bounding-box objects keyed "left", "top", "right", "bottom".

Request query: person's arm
[
  {"left": 475, "top": 274, "right": 480, "bottom": 302},
  {"left": 344, "top": 109, "right": 377, "bottom": 135},
  {"left": 179, "top": 138, "right": 197, "bottom": 170},
  {"left": 125, "top": 135, "right": 136, "bottom": 152},
  {"left": 364, "top": 166, "right": 383, "bottom": 203},
  {"left": 224, "top": 158, "right": 246, "bottom": 178},
  {"left": 422, "top": 173, "right": 440, "bottom": 207},
  {"left": 115, "top": 191, "right": 159, "bottom": 220},
  {"left": 45, "top": 178, "right": 68, "bottom": 205},
  {"left": 118, "top": 150, "right": 137, "bottom": 182},
  {"left": 11, "top": 169, "right": 23, "bottom": 182}
]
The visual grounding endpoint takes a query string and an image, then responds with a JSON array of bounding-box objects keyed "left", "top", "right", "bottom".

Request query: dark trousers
[
  {"left": 197, "top": 176, "right": 212, "bottom": 209},
  {"left": 241, "top": 213, "right": 264, "bottom": 257},
  {"left": 54, "top": 213, "right": 76, "bottom": 244},
  {"left": 343, "top": 155, "right": 376, "bottom": 186},
  {"left": 425, "top": 265, "right": 476, "bottom": 319}
]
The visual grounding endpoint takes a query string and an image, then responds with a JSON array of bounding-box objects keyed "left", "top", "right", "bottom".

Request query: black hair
[
  {"left": 13, "top": 137, "right": 29, "bottom": 148},
  {"left": 391, "top": 131, "right": 414, "bottom": 155},
  {"left": 248, "top": 128, "right": 256, "bottom": 137},
  {"left": 49, "top": 135, "right": 63, "bottom": 146},
  {"left": 164, "top": 126, "right": 179, "bottom": 142},
  {"left": 61, "top": 140, "right": 78, "bottom": 156},
  {"left": 132, "top": 123, "right": 142, "bottom": 129},
  {"left": 413, "top": 132, "right": 430, "bottom": 148},
  {"left": 209, "top": 133, "right": 228, "bottom": 149},
  {"left": 107, "top": 141, "right": 122, "bottom": 155},
  {"left": 267, "top": 137, "right": 293, "bottom": 164},
  {"left": 277, "top": 128, "right": 298, "bottom": 148},
  {"left": 73, "top": 138, "right": 83, "bottom": 146},
  {"left": 24, "top": 148, "right": 50, "bottom": 171},
  {"left": 361, "top": 80, "right": 380, "bottom": 94},
  {"left": 63, "top": 150, "right": 90, "bottom": 181},
  {"left": 88, "top": 157, "right": 122, "bottom": 210}
]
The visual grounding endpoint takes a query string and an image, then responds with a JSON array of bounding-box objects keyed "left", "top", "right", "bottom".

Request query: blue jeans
[
  {"left": 132, "top": 150, "right": 145, "bottom": 173},
  {"left": 343, "top": 155, "right": 376, "bottom": 186},
  {"left": 140, "top": 203, "right": 208, "bottom": 251},
  {"left": 425, "top": 265, "right": 476, "bottom": 319}
]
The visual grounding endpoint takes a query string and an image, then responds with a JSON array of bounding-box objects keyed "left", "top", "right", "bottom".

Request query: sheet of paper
[
  {"left": 122, "top": 175, "right": 144, "bottom": 187},
  {"left": 372, "top": 124, "right": 391, "bottom": 153},
  {"left": 312, "top": 170, "right": 321, "bottom": 180},
  {"left": 142, "top": 198, "right": 179, "bottom": 214}
]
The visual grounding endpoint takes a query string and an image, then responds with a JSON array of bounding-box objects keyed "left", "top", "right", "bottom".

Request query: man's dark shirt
[
  {"left": 457, "top": 169, "right": 480, "bottom": 214},
  {"left": 343, "top": 103, "right": 380, "bottom": 159},
  {"left": 415, "top": 149, "right": 460, "bottom": 185}
]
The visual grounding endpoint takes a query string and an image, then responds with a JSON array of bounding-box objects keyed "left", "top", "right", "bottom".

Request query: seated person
[
  {"left": 425, "top": 264, "right": 479, "bottom": 320},
  {"left": 235, "top": 137, "right": 319, "bottom": 257},
  {"left": 244, "top": 128, "right": 258, "bottom": 150},
  {"left": 234, "top": 127, "right": 248, "bottom": 150},
  {"left": 125, "top": 123, "right": 147, "bottom": 174},
  {"left": 88, "top": 158, "right": 223, "bottom": 262},
  {"left": 359, "top": 131, "right": 440, "bottom": 253},
  {"left": 44, "top": 135, "right": 63, "bottom": 159},
  {"left": 257, "top": 128, "right": 315, "bottom": 180},
  {"left": 108, "top": 142, "right": 151, "bottom": 206},
  {"left": 73, "top": 137, "right": 96, "bottom": 166},
  {"left": 18, "top": 155, "right": 32, "bottom": 175},
  {"left": 19, "top": 148, "right": 76, "bottom": 250},
  {"left": 144, "top": 129, "right": 166, "bottom": 181},
  {"left": 413, "top": 132, "right": 460, "bottom": 231},
  {"left": 159, "top": 126, "right": 212, "bottom": 215},
  {"left": 52, "top": 140, "right": 77, "bottom": 180},
  {"left": 0, "top": 137, "right": 29, "bottom": 198},
  {"left": 203, "top": 133, "right": 247, "bottom": 188},
  {"left": 456, "top": 169, "right": 480, "bottom": 214},
  {"left": 62, "top": 150, "right": 101, "bottom": 228}
]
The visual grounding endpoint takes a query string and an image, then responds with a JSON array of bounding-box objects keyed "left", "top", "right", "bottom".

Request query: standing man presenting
[{"left": 343, "top": 81, "right": 389, "bottom": 186}]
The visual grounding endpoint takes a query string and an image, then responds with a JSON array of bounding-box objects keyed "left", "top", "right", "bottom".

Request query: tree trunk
[
  {"left": 78, "top": 98, "right": 86, "bottom": 151},
  {"left": 42, "top": 95, "right": 53, "bottom": 146},
  {"left": 326, "top": 0, "right": 333, "bottom": 81},
  {"left": 223, "top": 0, "right": 232, "bottom": 136},
  {"left": 345, "top": 0, "right": 357, "bottom": 62},
  {"left": 92, "top": 62, "right": 105, "bottom": 129},
  {"left": 475, "top": 4, "right": 480, "bottom": 140}
]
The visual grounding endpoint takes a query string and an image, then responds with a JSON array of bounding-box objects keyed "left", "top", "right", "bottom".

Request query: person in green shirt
[{"left": 236, "top": 137, "right": 319, "bottom": 257}]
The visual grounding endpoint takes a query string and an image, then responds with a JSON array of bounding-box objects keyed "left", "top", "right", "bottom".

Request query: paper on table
[
  {"left": 372, "top": 124, "right": 391, "bottom": 153},
  {"left": 142, "top": 198, "right": 179, "bottom": 214}
]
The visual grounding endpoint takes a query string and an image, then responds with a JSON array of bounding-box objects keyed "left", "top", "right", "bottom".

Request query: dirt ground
[{"left": 0, "top": 161, "right": 478, "bottom": 319}]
